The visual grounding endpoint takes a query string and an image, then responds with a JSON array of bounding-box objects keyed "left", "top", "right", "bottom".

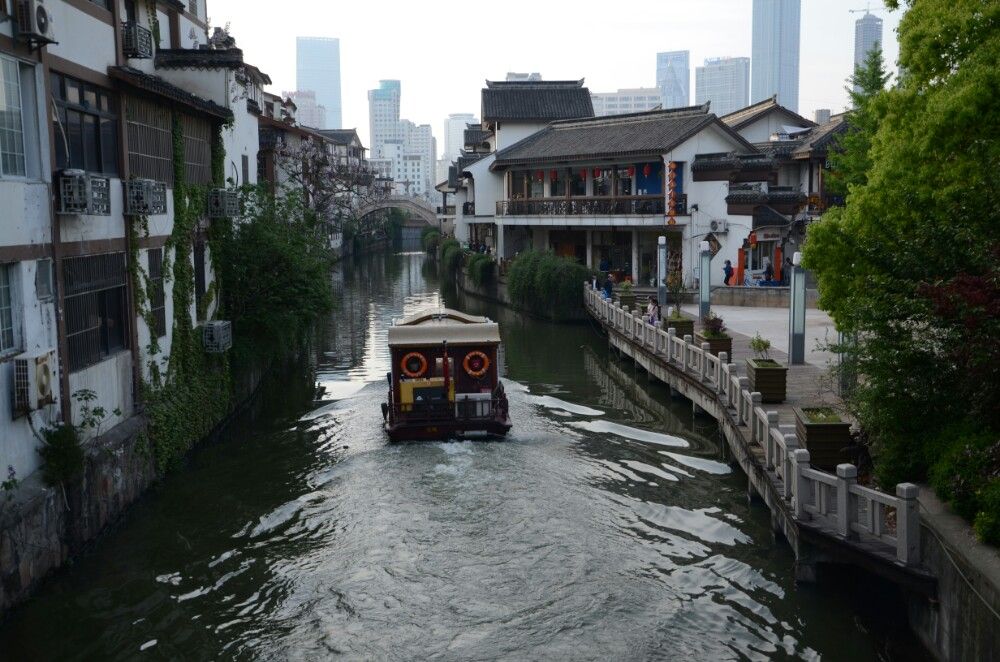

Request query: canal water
[{"left": 0, "top": 252, "right": 924, "bottom": 660}]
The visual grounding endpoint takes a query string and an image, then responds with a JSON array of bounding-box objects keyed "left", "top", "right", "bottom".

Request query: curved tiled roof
[
  {"left": 491, "top": 105, "right": 755, "bottom": 168},
  {"left": 721, "top": 96, "right": 816, "bottom": 131},
  {"left": 482, "top": 79, "right": 594, "bottom": 123},
  {"left": 109, "top": 66, "right": 233, "bottom": 121}
]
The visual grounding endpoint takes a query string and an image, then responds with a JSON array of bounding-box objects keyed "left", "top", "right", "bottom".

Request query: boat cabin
[{"left": 382, "top": 309, "right": 511, "bottom": 441}]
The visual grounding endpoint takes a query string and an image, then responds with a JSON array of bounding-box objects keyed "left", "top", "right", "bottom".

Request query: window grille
[
  {"left": 125, "top": 95, "right": 173, "bottom": 185},
  {"left": 182, "top": 113, "right": 212, "bottom": 185},
  {"left": 63, "top": 253, "right": 130, "bottom": 372},
  {"left": 148, "top": 248, "right": 166, "bottom": 338},
  {"left": 0, "top": 264, "right": 18, "bottom": 354}
]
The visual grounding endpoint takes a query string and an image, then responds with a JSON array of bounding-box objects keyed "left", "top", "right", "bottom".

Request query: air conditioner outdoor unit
[
  {"left": 121, "top": 21, "right": 153, "bottom": 59},
  {"left": 125, "top": 179, "right": 168, "bottom": 216},
  {"left": 206, "top": 189, "right": 239, "bottom": 219},
  {"left": 710, "top": 219, "right": 729, "bottom": 233},
  {"left": 57, "top": 170, "right": 111, "bottom": 215},
  {"left": 202, "top": 321, "right": 232, "bottom": 353},
  {"left": 14, "top": 0, "right": 55, "bottom": 44},
  {"left": 13, "top": 349, "right": 56, "bottom": 414}
]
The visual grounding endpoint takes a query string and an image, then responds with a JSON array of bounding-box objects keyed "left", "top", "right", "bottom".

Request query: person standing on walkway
[
  {"left": 603, "top": 273, "right": 615, "bottom": 299},
  {"left": 723, "top": 260, "right": 734, "bottom": 286},
  {"left": 646, "top": 296, "right": 660, "bottom": 324}
]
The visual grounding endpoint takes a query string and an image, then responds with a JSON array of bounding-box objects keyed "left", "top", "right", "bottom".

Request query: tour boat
[{"left": 381, "top": 309, "right": 511, "bottom": 441}]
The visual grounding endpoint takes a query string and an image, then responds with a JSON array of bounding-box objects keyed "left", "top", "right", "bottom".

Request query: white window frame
[
  {"left": 0, "top": 263, "right": 23, "bottom": 357},
  {"left": 0, "top": 54, "right": 28, "bottom": 179}
]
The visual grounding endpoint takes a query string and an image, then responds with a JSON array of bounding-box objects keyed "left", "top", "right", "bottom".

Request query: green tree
[
  {"left": 825, "top": 44, "right": 889, "bottom": 199},
  {"left": 803, "top": 0, "right": 1000, "bottom": 538}
]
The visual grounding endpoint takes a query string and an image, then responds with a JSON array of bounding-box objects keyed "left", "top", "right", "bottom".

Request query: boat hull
[{"left": 384, "top": 418, "right": 512, "bottom": 442}]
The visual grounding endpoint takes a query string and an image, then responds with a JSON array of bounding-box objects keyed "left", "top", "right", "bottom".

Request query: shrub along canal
[{"left": 0, "top": 252, "right": 926, "bottom": 659}]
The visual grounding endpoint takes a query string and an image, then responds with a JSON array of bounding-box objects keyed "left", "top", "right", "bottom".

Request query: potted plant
[
  {"left": 695, "top": 313, "right": 732, "bottom": 356},
  {"left": 794, "top": 407, "right": 853, "bottom": 471},
  {"left": 616, "top": 279, "right": 636, "bottom": 310},
  {"left": 746, "top": 332, "right": 787, "bottom": 403},
  {"left": 663, "top": 272, "right": 695, "bottom": 336}
]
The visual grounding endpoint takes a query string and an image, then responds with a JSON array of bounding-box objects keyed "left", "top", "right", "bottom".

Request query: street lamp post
[
  {"left": 657, "top": 236, "right": 667, "bottom": 308},
  {"left": 699, "top": 240, "right": 711, "bottom": 320},
  {"left": 789, "top": 251, "right": 806, "bottom": 364}
]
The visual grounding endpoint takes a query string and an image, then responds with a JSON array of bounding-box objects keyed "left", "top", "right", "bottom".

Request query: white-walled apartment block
[
  {"left": 591, "top": 88, "right": 662, "bottom": 117},
  {"left": 0, "top": 0, "right": 261, "bottom": 482}
]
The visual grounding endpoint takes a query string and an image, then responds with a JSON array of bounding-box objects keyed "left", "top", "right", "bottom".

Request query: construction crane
[{"left": 848, "top": 2, "right": 885, "bottom": 14}]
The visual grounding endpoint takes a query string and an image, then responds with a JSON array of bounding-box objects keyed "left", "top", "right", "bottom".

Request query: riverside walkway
[{"left": 585, "top": 287, "right": 936, "bottom": 593}]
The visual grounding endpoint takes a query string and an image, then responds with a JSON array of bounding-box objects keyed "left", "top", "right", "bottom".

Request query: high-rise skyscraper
[
  {"left": 695, "top": 57, "right": 751, "bottom": 117},
  {"left": 285, "top": 90, "right": 326, "bottom": 129},
  {"left": 656, "top": 51, "right": 690, "bottom": 108},
  {"left": 444, "top": 113, "right": 477, "bottom": 161},
  {"left": 853, "top": 12, "right": 883, "bottom": 91},
  {"left": 368, "top": 80, "right": 401, "bottom": 159},
  {"left": 751, "top": 0, "right": 801, "bottom": 112},
  {"left": 296, "top": 37, "right": 342, "bottom": 129}
]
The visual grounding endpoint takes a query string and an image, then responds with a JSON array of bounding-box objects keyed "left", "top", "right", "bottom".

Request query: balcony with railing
[
  {"left": 497, "top": 194, "right": 686, "bottom": 219},
  {"left": 437, "top": 205, "right": 456, "bottom": 216},
  {"left": 462, "top": 201, "right": 476, "bottom": 215},
  {"left": 727, "top": 183, "right": 805, "bottom": 215}
]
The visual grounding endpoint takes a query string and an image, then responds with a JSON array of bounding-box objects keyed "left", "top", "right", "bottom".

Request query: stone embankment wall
[
  {"left": 0, "top": 366, "right": 267, "bottom": 619},
  {"left": 709, "top": 286, "right": 820, "bottom": 309}
]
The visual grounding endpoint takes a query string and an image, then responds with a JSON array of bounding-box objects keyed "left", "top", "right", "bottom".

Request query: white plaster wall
[
  {"left": 48, "top": 4, "right": 116, "bottom": 72},
  {"left": 494, "top": 122, "right": 547, "bottom": 151},
  {"left": 68, "top": 351, "right": 133, "bottom": 441},
  {"left": 0, "top": 182, "right": 52, "bottom": 247},
  {"left": 0, "top": 260, "right": 61, "bottom": 480},
  {"left": 134, "top": 246, "right": 175, "bottom": 383},
  {"left": 58, "top": 180, "right": 176, "bottom": 244},
  {"left": 463, "top": 153, "right": 499, "bottom": 219},
  {"left": 178, "top": 14, "right": 208, "bottom": 49},
  {"left": 736, "top": 114, "right": 811, "bottom": 144},
  {"left": 666, "top": 123, "right": 754, "bottom": 286},
  {"left": 453, "top": 188, "right": 470, "bottom": 242},
  {"left": 157, "top": 67, "right": 227, "bottom": 106},
  {"left": 223, "top": 97, "right": 259, "bottom": 186}
]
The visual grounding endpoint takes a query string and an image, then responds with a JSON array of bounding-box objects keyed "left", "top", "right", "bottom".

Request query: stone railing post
[
  {"left": 737, "top": 377, "right": 750, "bottom": 423},
  {"left": 716, "top": 351, "right": 728, "bottom": 393},
  {"left": 783, "top": 433, "right": 799, "bottom": 500},
  {"left": 793, "top": 449, "right": 811, "bottom": 519},
  {"left": 896, "top": 483, "right": 920, "bottom": 565},
  {"left": 683, "top": 335, "right": 693, "bottom": 371},
  {"left": 764, "top": 411, "right": 779, "bottom": 469},
  {"left": 666, "top": 328, "right": 676, "bottom": 363},
  {"left": 749, "top": 393, "right": 762, "bottom": 441},
  {"left": 836, "top": 464, "right": 858, "bottom": 538}
]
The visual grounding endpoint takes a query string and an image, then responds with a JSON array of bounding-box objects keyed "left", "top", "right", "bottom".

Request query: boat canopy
[{"left": 388, "top": 308, "right": 500, "bottom": 347}]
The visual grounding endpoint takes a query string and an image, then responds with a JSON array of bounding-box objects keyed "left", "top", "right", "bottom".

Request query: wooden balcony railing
[{"left": 497, "top": 195, "right": 683, "bottom": 217}]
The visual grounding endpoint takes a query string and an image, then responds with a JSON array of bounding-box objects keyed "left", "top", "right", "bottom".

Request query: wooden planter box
[
  {"left": 695, "top": 331, "right": 732, "bottom": 357},
  {"left": 617, "top": 293, "right": 637, "bottom": 310},
  {"left": 664, "top": 316, "right": 694, "bottom": 338},
  {"left": 746, "top": 358, "right": 787, "bottom": 403},
  {"left": 794, "top": 407, "right": 853, "bottom": 471}
]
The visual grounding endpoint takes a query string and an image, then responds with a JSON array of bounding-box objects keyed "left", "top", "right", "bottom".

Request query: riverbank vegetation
[
  {"left": 803, "top": 0, "right": 1000, "bottom": 542},
  {"left": 507, "top": 250, "right": 591, "bottom": 320},
  {"left": 421, "top": 226, "right": 441, "bottom": 254}
]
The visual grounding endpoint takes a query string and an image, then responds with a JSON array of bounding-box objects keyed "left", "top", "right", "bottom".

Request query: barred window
[
  {"left": 125, "top": 95, "right": 172, "bottom": 184},
  {"left": 63, "top": 253, "right": 130, "bottom": 372},
  {"left": 148, "top": 249, "right": 166, "bottom": 338},
  {"left": 0, "top": 56, "right": 26, "bottom": 177},
  {"left": 182, "top": 113, "right": 212, "bottom": 185},
  {"left": 193, "top": 240, "right": 206, "bottom": 320},
  {"left": 0, "top": 263, "right": 20, "bottom": 354}
]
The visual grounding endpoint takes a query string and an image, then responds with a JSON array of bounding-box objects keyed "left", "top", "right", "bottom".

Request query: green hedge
[
  {"left": 507, "top": 250, "right": 590, "bottom": 321},
  {"left": 927, "top": 422, "right": 1000, "bottom": 543},
  {"left": 467, "top": 253, "right": 495, "bottom": 287},
  {"left": 441, "top": 238, "right": 463, "bottom": 275},
  {"left": 421, "top": 227, "right": 441, "bottom": 253}
]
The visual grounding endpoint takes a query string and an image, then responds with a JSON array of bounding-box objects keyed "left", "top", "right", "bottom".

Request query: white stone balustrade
[{"left": 583, "top": 286, "right": 921, "bottom": 566}]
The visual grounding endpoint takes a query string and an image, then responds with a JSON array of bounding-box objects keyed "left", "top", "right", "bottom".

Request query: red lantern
[
  {"left": 535, "top": 170, "right": 543, "bottom": 182},
  {"left": 550, "top": 169, "right": 558, "bottom": 181},
  {"left": 627, "top": 166, "right": 635, "bottom": 177},
  {"left": 593, "top": 168, "right": 602, "bottom": 178},
  {"left": 643, "top": 163, "right": 652, "bottom": 177},
  {"left": 580, "top": 169, "right": 588, "bottom": 179}
]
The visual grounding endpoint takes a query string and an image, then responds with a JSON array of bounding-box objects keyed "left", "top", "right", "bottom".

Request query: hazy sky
[{"left": 209, "top": 1, "right": 901, "bottom": 155}]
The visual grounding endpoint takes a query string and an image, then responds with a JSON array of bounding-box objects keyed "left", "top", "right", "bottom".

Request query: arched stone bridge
[{"left": 357, "top": 195, "right": 437, "bottom": 226}]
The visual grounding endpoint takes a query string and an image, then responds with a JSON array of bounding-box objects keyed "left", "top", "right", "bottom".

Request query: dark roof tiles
[
  {"left": 109, "top": 66, "right": 233, "bottom": 121},
  {"left": 481, "top": 79, "right": 594, "bottom": 123},
  {"left": 491, "top": 105, "right": 754, "bottom": 168}
]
